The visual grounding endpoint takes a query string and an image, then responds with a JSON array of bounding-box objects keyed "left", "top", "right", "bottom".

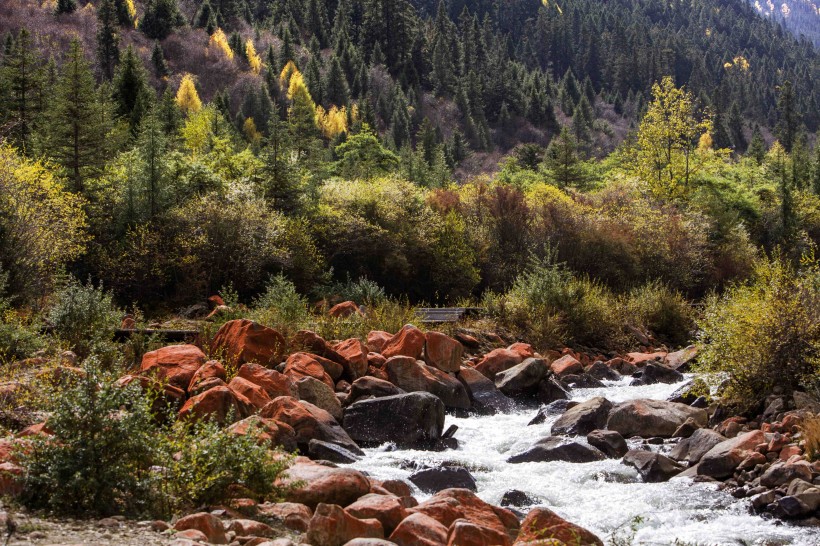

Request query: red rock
[
  {"left": 447, "top": 519, "right": 510, "bottom": 546},
  {"left": 18, "top": 422, "right": 52, "bottom": 437},
  {"left": 380, "top": 479, "right": 413, "bottom": 498},
  {"left": 188, "top": 376, "right": 226, "bottom": 396},
  {"left": 258, "top": 502, "right": 313, "bottom": 532},
  {"left": 366, "top": 331, "right": 393, "bottom": 353},
  {"left": 260, "top": 397, "right": 358, "bottom": 453},
  {"left": 334, "top": 339, "right": 369, "bottom": 379},
  {"left": 515, "top": 507, "right": 602, "bottom": 546},
  {"left": 408, "top": 497, "right": 465, "bottom": 528},
  {"left": 188, "top": 360, "right": 227, "bottom": 392},
  {"left": 121, "top": 315, "right": 136, "bottom": 329},
  {"left": 606, "top": 358, "right": 636, "bottom": 375},
  {"left": 549, "top": 355, "right": 583, "bottom": 377},
  {"left": 208, "top": 295, "right": 225, "bottom": 308},
  {"left": 174, "top": 512, "right": 228, "bottom": 544},
  {"left": 281, "top": 459, "right": 371, "bottom": 509},
  {"left": 454, "top": 332, "right": 480, "bottom": 349},
  {"left": 329, "top": 301, "right": 364, "bottom": 318},
  {"left": 781, "top": 413, "right": 802, "bottom": 431},
  {"left": 174, "top": 529, "right": 208, "bottom": 541},
  {"left": 508, "top": 343, "right": 535, "bottom": 359},
  {"left": 624, "top": 351, "right": 667, "bottom": 367},
  {"left": 382, "top": 325, "right": 426, "bottom": 360},
  {"left": 140, "top": 344, "right": 207, "bottom": 390},
  {"left": 229, "top": 498, "right": 258, "bottom": 516},
  {"left": 0, "top": 439, "right": 17, "bottom": 463},
  {"left": 346, "top": 493, "right": 408, "bottom": 534},
  {"left": 368, "top": 353, "right": 387, "bottom": 368},
  {"left": 228, "top": 519, "right": 274, "bottom": 537},
  {"left": 390, "top": 513, "right": 448, "bottom": 546},
  {"left": 0, "top": 462, "right": 23, "bottom": 497},
  {"left": 228, "top": 376, "right": 272, "bottom": 409},
  {"left": 475, "top": 349, "right": 522, "bottom": 380},
  {"left": 424, "top": 332, "right": 464, "bottom": 373},
  {"left": 779, "top": 445, "right": 802, "bottom": 460},
  {"left": 367, "top": 366, "right": 389, "bottom": 381},
  {"left": 237, "top": 363, "right": 297, "bottom": 398},
  {"left": 178, "top": 386, "right": 253, "bottom": 424},
  {"left": 227, "top": 415, "right": 297, "bottom": 452},
  {"left": 292, "top": 331, "right": 347, "bottom": 366},
  {"left": 309, "top": 353, "right": 346, "bottom": 381},
  {"left": 285, "top": 353, "right": 335, "bottom": 389},
  {"left": 307, "top": 503, "right": 383, "bottom": 546},
  {"left": 428, "top": 489, "right": 515, "bottom": 539},
  {"left": 212, "top": 319, "right": 287, "bottom": 367}
]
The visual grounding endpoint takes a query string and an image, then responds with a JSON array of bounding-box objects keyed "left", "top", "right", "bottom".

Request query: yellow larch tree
[
  {"left": 209, "top": 28, "right": 234, "bottom": 60},
  {"left": 176, "top": 73, "right": 202, "bottom": 116},
  {"left": 246, "top": 39, "right": 262, "bottom": 74}
]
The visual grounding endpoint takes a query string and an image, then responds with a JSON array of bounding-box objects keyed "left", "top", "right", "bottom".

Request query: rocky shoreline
[{"left": 1, "top": 311, "right": 818, "bottom": 545}]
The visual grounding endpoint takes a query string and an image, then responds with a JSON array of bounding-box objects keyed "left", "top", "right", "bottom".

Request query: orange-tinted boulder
[
  {"left": 228, "top": 376, "right": 272, "bottom": 409},
  {"left": 624, "top": 351, "right": 667, "bottom": 367},
  {"left": 366, "top": 331, "right": 393, "bottom": 353},
  {"left": 208, "top": 295, "right": 226, "bottom": 308},
  {"left": 237, "top": 363, "right": 297, "bottom": 398},
  {"left": 334, "top": 339, "right": 369, "bottom": 379},
  {"left": 227, "top": 415, "right": 297, "bottom": 452},
  {"left": 140, "top": 344, "right": 207, "bottom": 390},
  {"left": 292, "top": 330, "right": 347, "bottom": 366},
  {"left": 382, "top": 325, "right": 426, "bottom": 360},
  {"left": 188, "top": 360, "right": 227, "bottom": 392},
  {"left": 550, "top": 355, "right": 583, "bottom": 377},
  {"left": 390, "top": 513, "right": 448, "bottom": 546},
  {"left": 329, "top": 301, "right": 364, "bottom": 318},
  {"left": 174, "top": 512, "right": 228, "bottom": 544},
  {"left": 281, "top": 459, "right": 371, "bottom": 509},
  {"left": 475, "top": 349, "right": 522, "bottom": 380},
  {"left": 307, "top": 503, "right": 383, "bottom": 546},
  {"left": 212, "top": 319, "right": 286, "bottom": 367},
  {"left": 508, "top": 343, "right": 536, "bottom": 359},
  {"left": 258, "top": 502, "right": 313, "bottom": 532},
  {"left": 408, "top": 497, "right": 465, "bottom": 528},
  {"left": 227, "top": 519, "right": 275, "bottom": 537},
  {"left": 447, "top": 519, "right": 510, "bottom": 546},
  {"left": 515, "top": 507, "right": 603, "bottom": 546},
  {"left": 424, "top": 332, "right": 464, "bottom": 373},
  {"left": 346, "top": 493, "right": 408, "bottom": 534},
  {"left": 260, "top": 396, "right": 360, "bottom": 453},
  {"left": 178, "top": 386, "right": 253, "bottom": 424},
  {"left": 368, "top": 352, "right": 387, "bottom": 369},
  {"left": 285, "top": 353, "right": 336, "bottom": 389},
  {"left": 427, "top": 489, "right": 516, "bottom": 540}
]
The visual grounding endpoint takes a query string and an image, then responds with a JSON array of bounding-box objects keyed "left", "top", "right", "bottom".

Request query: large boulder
[
  {"left": 424, "top": 332, "right": 464, "bottom": 373},
  {"left": 333, "top": 339, "right": 369, "bottom": 379},
  {"left": 507, "top": 437, "right": 606, "bottom": 464},
  {"left": 551, "top": 397, "right": 612, "bottom": 436},
  {"left": 227, "top": 376, "right": 272, "bottom": 409},
  {"left": 281, "top": 459, "right": 372, "bottom": 509},
  {"left": 346, "top": 493, "right": 408, "bottom": 535},
  {"left": 390, "top": 513, "right": 448, "bottom": 546},
  {"left": 622, "top": 451, "right": 684, "bottom": 482},
  {"left": 212, "top": 319, "right": 286, "bottom": 366},
  {"left": 416, "top": 489, "right": 518, "bottom": 542},
  {"left": 760, "top": 460, "right": 814, "bottom": 488},
  {"left": 514, "top": 507, "right": 603, "bottom": 546},
  {"left": 549, "top": 355, "right": 583, "bottom": 377},
  {"left": 696, "top": 430, "right": 765, "bottom": 479},
  {"left": 447, "top": 519, "right": 510, "bottom": 546},
  {"left": 174, "top": 513, "right": 228, "bottom": 544},
  {"left": 236, "top": 363, "right": 297, "bottom": 398},
  {"left": 382, "top": 325, "right": 426, "bottom": 360},
  {"left": 257, "top": 502, "right": 313, "bottom": 532},
  {"left": 306, "top": 503, "right": 384, "bottom": 546},
  {"left": 495, "top": 358, "right": 549, "bottom": 397},
  {"left": 457, "top": 367, "right": 516, "bottom": 414},
  {"left": 537, "top": 377, "right": 570, "bottom": 405},
  {"left": 177, "top": 386, "right": 253, "bottom": 424},
  {"left": 474, "top": 349, "right": 522, "bottom": 380},
  {"left": 297, "top": 376, "right": 344, "bottom": 421},
  {"left": 347, "top": 377, "right": 406, "bottom": 405},
  {"left": 292, "top": 330, "right": 347, "bottom": 367},
  {"left": 285, "top": 353, "right": 336, "bottom": 390},
  {"left": 607, "top": 399, "right": 707, "bottom": 438},
  {"left": 586, "top": 430, "right": 628, "bottom": 458},
  {"left": 409, "top": 467, "right": 477, "bottom": 493},
  {"left": 261, "top": 396, "right": 362, "bottom": 454},
  {"left": 669, "top": 428, "right": 726, "bottom": 465},
  {"left": 329, "top": 301, "right": 364, "bottom": 318},
  {"left": 140, "top": 344, "right": 206, "bottom": 390},
  {"left": 187, "top": 360, "right": 227, "bottom": 393},
  {"left": 227, "top": 415, "right": 297, "bottom": 452},
  {"left": 343, "top": 392, "right": 445, "bottom": 448},
  {"left": 385, "top": 357, "right": 470, "bottom": 409},
  {"left": 634, "top": 361, "right": 684, "bottom": 385}
]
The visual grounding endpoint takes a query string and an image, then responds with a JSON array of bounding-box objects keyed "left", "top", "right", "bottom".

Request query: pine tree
[
  {"left": 727, "top": 102, "right": 747, "bottom": 152},
  {"left": 97, "top": 0, "right": 120, "bottom": 80},
  {"left": 260, "top": 112, "right": 300, "bottom": 212},
  {"left": 56, "top": 0, "right": 77, "bottom": 14},
  {"left": 747, "top": 126, "right": 766, "bottom": 164},
  {"left": 151, "top": 41, "right": 168, "bottom": 78},
  {"left": 136, "top": 111, "right": 168, "bottom": 219},
  {"left": 287, "top": 72, "right": 321, "bottom": 160},
  {"left": 304, "top": 0, "right": 329, "bottom": 48},
  {"left": 140, "top": 0, "right": 184, "bottom": 40},
  {"left": 278, "top": 28, "right": 295, "bottom": 67},
  {"left": 544, "top": 128, "right": 587, "bottom": 188},
  {"left": 157, "top": 88, "right": 181, "bottom": 136},
  {"left": 305, "top": 55, "right": 324, "bottom": 105},
  {"left": 113, "top": 45, "right": 151, "bottom": 133},
  {"left": 324, "top": 55, "right": 349, "bottom": 106},
  {"left": 711, "top": 107, "right": 732, "bottom": 150},
  {"left": 45, "top": 39, "right": 111, "bottom": 192},
  {"left": 1, "top": 29, "right": 43, "bottom": 154},
  {"left": 114, "top": 0, "right": 133, "bottom": 26},
  {"left": 776, "top": 81, "right": 798, "bottom": 153},
  {"left": 812, "top": 144, "right": 820, "bottom": 196}
]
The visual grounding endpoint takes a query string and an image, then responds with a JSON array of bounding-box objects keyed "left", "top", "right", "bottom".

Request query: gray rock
[
  {"left": 528, "top": 400, "right": 578, "bottom": 425},
  {"left": 563, "top": 374, "right": 606, "bottom": 389},
  {"left": 586, "top": 361, "right": 620, "bottom": 381},
  {"left": 622, "top": 450, "right": 685, "bottom": 482},
  {"left": 669, "top": 428, "right": 726, "bottom": 464},
  {"left": 343, "top": 392, "right": 445, "bottom": 448},
  {"left": 308, "top": 439, "right": 362, "bottom": 464},
  {"left": 500, "top": 490, "right": 541, "bottom": 507},
  {"left": 638, "top": 361, "right": 684, "bottom": 385},
  {"left": 297, "top": 377, "right": 344, "bottom": 422},
  {"left": 495, "top": 358, "right": 549, "bottom": 396},
  {"left": 697, "top": 430, "right": 765, "bottom": 479},
  {"left": 347, "top": 377, "right": 405, "bottom": 405},
  {"left": 792, "top": 391, "right": 820, "bottom": 413},
  {"left": 507, "top": 436, "right": 606, "bottom": 464},
  {"left": 537, "top": 376, "right": 570, "bottom": 404},
  {"left": 607, "top": 399, "right": 707, "bottom": 438},
  {"left": 408, "top": 466, "right": 477, "bottom": 493},
  {"left": 457, "top": 366, "right": 516, "bottom": 414},
  {"left": 551, "top": 397, "right": 612, "bottom": 436},
  {"left": 760, "top": 460, "right": 814, "bottom": 488},
  {"left": 774, "top": 496, "right": 813, "bottom": 518},
  {"left": 586, "top": 429, "right": 628, "bottom": 458}
]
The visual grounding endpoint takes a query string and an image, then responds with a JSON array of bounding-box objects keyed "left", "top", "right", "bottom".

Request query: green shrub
[
  {"left": 0, "top": 269, "right": 45, "bottom": 362},
  {"left": 46, "top": 277, "right": 121, "bottom": 357},
  {"left": 696, "top": 256, "right": 820, "bottom": 412},
  {"left": 624, "top": 281, "right": 695, "bottom": 346},
  {"left": 251, "top": 274, "right": 311, "bottom": 336},
  {"left": 313, "top": 297, "right": 420, "bottom": 341},
  {"left": 323, "top": 275, "right": 387, "bottom": 306}
]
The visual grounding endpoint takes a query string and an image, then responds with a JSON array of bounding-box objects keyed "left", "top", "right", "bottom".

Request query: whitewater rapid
[{"left": 346, "top": 377, "right": 818, "bottom": 545}]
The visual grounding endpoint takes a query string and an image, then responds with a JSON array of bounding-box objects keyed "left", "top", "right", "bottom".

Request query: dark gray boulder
[
  {"left": 507, "top": 436, "right": 606, "bottom": 464},
  {"left": 586, "top": 429, "right": 628, "bottom": 458},
  {"left": 622, "top": 450, "right": 685, "bottom": 482},
  {"left": 347, "top": 376, "right": 406, "bottom": 405},
  {"left": 408, "top": 466, "right": 477, "bottom": 493},
  {"left": 528, "top": 400, "right": 578, "bottom": 425},
  {"left": 495, "top": 358, "right": 549, "bottom": 396},
  {"left": 551, "top": 397, "right": 612, "bottom": 436},
  {"left": 342, "top": 392, "right": 445, "bottom": 448},
  {"left": 457, "top": 366, "right": 516, "bottom": 414}
]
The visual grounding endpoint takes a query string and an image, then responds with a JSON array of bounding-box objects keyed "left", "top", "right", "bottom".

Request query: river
[{"left": 346, "top": 377, "right": 818, "bottom": 545}]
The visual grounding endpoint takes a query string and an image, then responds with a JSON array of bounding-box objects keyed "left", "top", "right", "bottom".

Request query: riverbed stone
[
  {"left": 475, "top": 349, "right": 523, "bottom": 380},
  {"left": 635, "top": 361, "right": 684, "bottom": 385},
  {"left": 457, "top": 367, "right": 516, "bottom": 414},
  {"left": 260, "top": 396, "right": 362, "bottom": 454},
  {"left": 551, "top": 397, "right": 612, "bottom": 436},
  {"left": 390, "top": 513, "right": 448, "bottom": 546},
  {"left": 697, "top": 430, "right": 765, "bottom": 479},
  {"left": 495, "top": 358, "right": 549, "bottom": 397},
  {"left": 538, "top": 376, "right": 571, "bottom": 404},
  {"left": 346, "top": 493, "right": 408, "bottom": 535},
  {"left": 297, "top": 377, "right": 344, "bottom": 421},
  {"left": 586, "top": 430, "right": 627, "bottom": 458},
  {"left": 514, "top": 507, "right": 603, "bottom": 546},
  {"left": 409, "top": 467, "right": 477, "bottom": 493},
  {"left": 507, "top": 437, "right": 606, "bottom": 464},
  {"left": 306, "top": 503, "right": 384, "bottom": 546},
  {"left": 385, "top": 357, "right": 471, "bottom": 409},
  {"left": 447, "top": 519, "right": 510, "bottom": 546},
  {"left": 622, "top": 450, "right": 685, "bottom": 482},
  {"left": 760, "top": 460, "right": 814, "bottom": 488},
  {"left": 528, "top": 400, "right": 577, "bottom": 425},
  {"left": 424, "top": 332, "right": 464, "bottom": 373},
  {"left": 669, "top": 428, "right": 726, "bottom": 465},
  {"left": 281, "top": 459, "right": 372, "bottom": 509},
  {"left": 343, "top": 392, "right": 445, "bottom": 447},
  {"left": 606, "top": 399, "right": 707, "bottom": 438}
]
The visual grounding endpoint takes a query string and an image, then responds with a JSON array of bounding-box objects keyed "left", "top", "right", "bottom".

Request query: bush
[
  {"left": 800, "top": 414, "right": 820, "bottom": 461},
  {"left": 696, "top": 256, "right": 820, "bottom": 412},
  {"left": 322, "top": 275, "right": 387, "bottom": 306},
  {"left": 624, "top": 281, "right": 695, "bottom": 346},
  {"left": 313, "top": 298, "right": 420, "bottom": 341},
  {"left": 47, "top": 277, "right": 121, "bottom": 357},
  {"left": 251, "top": 274, "right": 311, "bottom": 336},
  {"left": 0, "top": 267, "right": 45, "bottom": 362}
]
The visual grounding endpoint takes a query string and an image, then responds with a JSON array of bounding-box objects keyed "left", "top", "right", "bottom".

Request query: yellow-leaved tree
[
  {"left": 315, "top": 105, "right": 348, "bottom": 138},
  {"left": 209, "top": 28, "right": 234, "bottom": 60},
  {"left": 246, "top": 39, "right": 262, "bottom": 74},
  {"left": 633, "top": 76, "right": 712, "bottom": 200},
  {"left": 176, "top": 73, "right": 202, "bottom": 116}
]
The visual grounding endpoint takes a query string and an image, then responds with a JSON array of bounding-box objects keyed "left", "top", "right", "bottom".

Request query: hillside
[{"left": 750, "top": 0, "right": 820, "bottom": 47}]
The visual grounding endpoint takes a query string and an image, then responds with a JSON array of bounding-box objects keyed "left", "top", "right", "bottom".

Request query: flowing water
[{"left": 346, "top": 377, "right": 818, "bottom": 545}]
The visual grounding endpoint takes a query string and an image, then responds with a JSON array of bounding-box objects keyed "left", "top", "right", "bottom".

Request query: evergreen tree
[
  {"left": 97, "top": 0, "right": 120, "bottom": 80},
  {"left": 1, "top": 29, "right": 43, "bottom": 154},
  {"left": 279, "top": 28, "right": 295, "bottom": 67},
  {"left": 136, "top": 111, "right": 169, "bottom": 219},
  {"left": 157, "top": 88, "right": 181, "bottom": 136},
  {"left": 304, "top": 0, "right": 329, "bottom": 48},
  {"left": 113, "top": 45, "right": 151, "bottom": 133},
  {"left": 711, "top": 107, "right": 732, "bottom": 150},
  {"left": 748, "top": 126, "right": 766, "bottom": 164},
  {"left": 151, "top": 41, "right": 168, "bottom": 78},
  {"left": 287, "top": 74, "right": 321, "bottom": 160},
  {"left": 324, "top": 55, "right": 349, "bottom": 106},
  {"left": 727, "top": 102, "right": 747, "bottom": 153},
  {"left": 776, "top": 81, "right": 798, "bottom": 153},
  {"left": 56, "top": 0, "right": 77, "bottom": 14},
  {"left": 260, "top": 113, "right": 300, "bottom": 212},
  {"left": 305, "top": 55, "right": 324, "bottom": 105},
  {"left": 812, "top": 144, "right": 820, "bottom": 196},
  {"left": 140, "top": 0, "right": 184, "bottom": 40},
  {"left": 45, "top": 40, "right": 111, "bottom": 192},
  {"left": 196, "top": 0, "right": 217, "bottom": 30},
  {"left": 114, "top": 0, "right": 133, "bottom": 26},
  {"left": 545, "top": 128, "right": 586, "bottom": 188}
]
